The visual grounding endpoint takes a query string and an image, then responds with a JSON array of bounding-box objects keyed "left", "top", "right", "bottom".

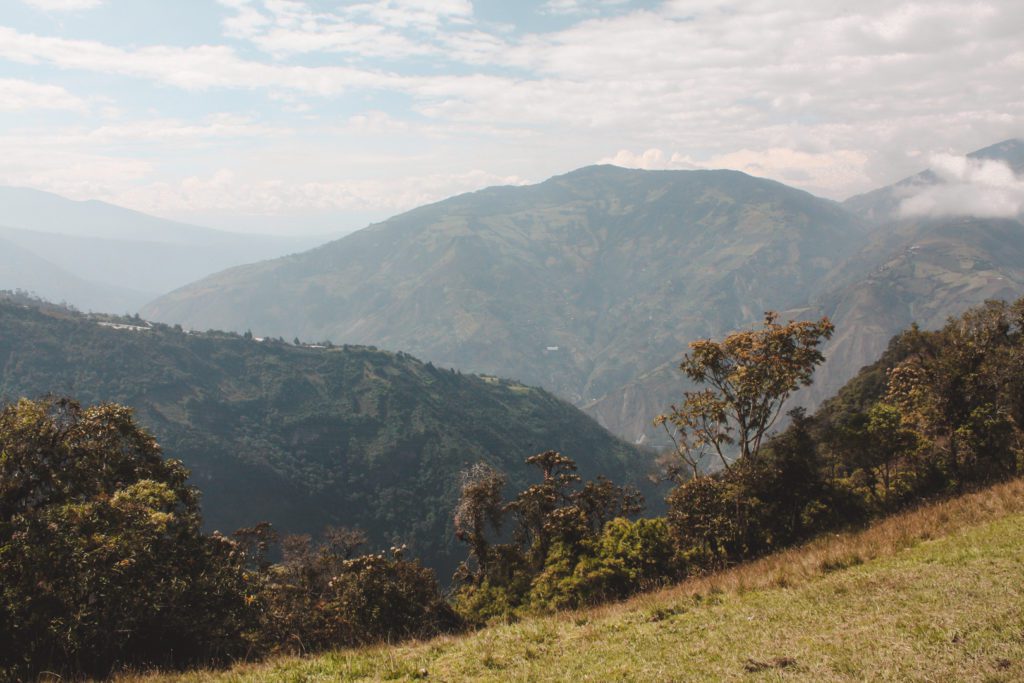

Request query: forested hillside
[{"left": 0, "top": 295, "right": 651, "bottom": 574}]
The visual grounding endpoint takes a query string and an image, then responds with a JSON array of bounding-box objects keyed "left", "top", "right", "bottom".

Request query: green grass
[{"left": 130, "top": 479, "right": 1024, "bottom": 682}]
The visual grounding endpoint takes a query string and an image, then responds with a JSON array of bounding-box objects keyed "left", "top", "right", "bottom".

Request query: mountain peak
[{"left": 967, "top": 138, "right": 1024, "bottom": 172}]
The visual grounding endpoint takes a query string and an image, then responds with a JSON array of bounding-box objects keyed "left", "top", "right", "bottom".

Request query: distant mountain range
[
  {"left": 0, "top": 295, "right": 650, "bottom": 575},
  {"left": 142, "top": 139, "right": 1023, "bottom": 444},
  {"left": 0, "top": 186, "right": 329, "bottom": 312},
  {"left": 801, "top": 139, "right": 1024, "bottom": 406},
  {"left": 9, "top": 140, "right": 1020, "bottom": 447},
  {"left": 142, "top": 166, "right": 870, "bottom": 443}
]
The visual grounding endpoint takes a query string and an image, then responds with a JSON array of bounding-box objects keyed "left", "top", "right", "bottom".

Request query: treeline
[
  {"left": 3, "top": 298, "right": 1024, "bottom": 679},
  {"left": 449, "top": 300, "right": 1024, "bottom": 621}
]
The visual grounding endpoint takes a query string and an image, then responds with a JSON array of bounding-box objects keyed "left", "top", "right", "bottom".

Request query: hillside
[
  {"left": 0, "top": 296, "right": 651, "bottom": 574},
  {"left": 801, "top": 138, "right": 1024, "bottom": 404},
  {"left": 143, "top": 166, "right": 868, "bottom": 444},
  {"left": 0, "top": 186, "right": 326, "bottom": 312},
  {"left": 129, "top": 477, "right": 1024, "bottom": 682}
]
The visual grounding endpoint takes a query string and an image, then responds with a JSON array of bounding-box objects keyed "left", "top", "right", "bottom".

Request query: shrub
[{"left": 253, "top": 538, "right": 461, "bottom": 654}]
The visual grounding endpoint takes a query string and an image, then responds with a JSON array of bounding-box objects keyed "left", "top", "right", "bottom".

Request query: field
[{"left": 130, "top": 478, "right": 1024, "bottom": 682}]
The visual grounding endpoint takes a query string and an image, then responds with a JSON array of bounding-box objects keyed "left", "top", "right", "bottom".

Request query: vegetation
[
  {"left": 451, "top": 451, "right": 653, "bottom": 620},
  {"left": 448, "top": 301, "right": 1024, "bottom": 619},
  {"left": 5, "top": 296, "right": 1024, "bottom": 678},
  {"left": 0, "top": 398, "right": 251, "bottom": 679},
  {"left": 124, "top": 477, "right": 1024, "bottom": 682},
  {"left": 658, "top": 312, "right": 834, "bottom": 473},
  {"left": 0, "top": 295, "right": 649, "bottom": 575},
  {"left": 0, "top": 397, "right": 459, "bottom": 681}
]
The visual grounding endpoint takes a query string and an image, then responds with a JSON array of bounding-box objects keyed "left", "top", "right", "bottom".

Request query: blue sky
[{"left": 0, "top": 0, "right": 1022, "bottom": 234}]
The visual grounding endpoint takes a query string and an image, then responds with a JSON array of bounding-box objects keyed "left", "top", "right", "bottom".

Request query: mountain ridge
[
  {"left": 0, "top": 295, "right": 652, "bottom": 574},
  {"left": 143, "top": 165, "right": 869, "bottom": 443}
]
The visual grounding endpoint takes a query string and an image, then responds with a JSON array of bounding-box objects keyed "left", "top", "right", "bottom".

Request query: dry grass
[
  {"left": 124, "top": 477, "right": 1024, "bottom": 682},
  {"left": 622, "top": 476, "right": 1024, "bottom": 609}
]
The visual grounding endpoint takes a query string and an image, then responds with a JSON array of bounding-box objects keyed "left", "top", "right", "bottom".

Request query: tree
[
  {"left": 657, "top": 312, "right": 834, "bottom": 475},
  {"left": 453, "top": 462, "right": 507, "bottom": 581},
  {"left": 0, "top": 398, "right": 251, "bottom": 679}
]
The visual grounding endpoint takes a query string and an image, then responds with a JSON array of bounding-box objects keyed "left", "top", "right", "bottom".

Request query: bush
[
  {"left": 253, "top": 538, "right": 461, "bottom": 654},
  {"left": 528, "top": 517, "right": 677, "bottom": 611}
]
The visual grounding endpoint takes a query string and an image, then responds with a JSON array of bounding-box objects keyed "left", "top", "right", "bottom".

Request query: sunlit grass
[{"left": 127, "top": 478, "right": 1024, "bottom": 682}]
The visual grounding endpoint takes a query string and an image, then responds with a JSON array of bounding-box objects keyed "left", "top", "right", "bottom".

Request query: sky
[{"left": 0, "top": 0, "right": 1022, "bottom": 235}]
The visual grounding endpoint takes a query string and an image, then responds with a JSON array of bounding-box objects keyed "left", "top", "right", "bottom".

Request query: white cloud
[
  {"left": 598, "top": 148, "right": 699, "bottom": 170},
  {"left": 1, "top": 0, "right": 1023, "bottom": 218},
  {"left": 0, "top": 26, "right": 390, "bottom": 95},
  {"left": 0, "top": 78, "right": 86, "bottom": 111},
  {"left": 900, "top": 154, "right": 1024, "bottom": 218},
  {"left": 541, "top": 0, "right": 628, "bottom": 17},
  {"left": 217, "top": 0, "right": 475, "bottom": 59},
  {"left": 20, "top": 0, "right": 104, "bottom": 10}
]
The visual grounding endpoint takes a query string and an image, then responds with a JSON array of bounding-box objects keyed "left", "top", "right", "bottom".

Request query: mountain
[
  {"left": 0, "top": 295, "right": 650, "bottom": 574},
  {"left": 0, "top": 186, "right": 329, "bottom": 312},
  {"left": 800, "top": 138, "right": 1024, "bottom": 405},
  {"left": 842, "top": 138, "right": 1024, "bottom": 223},
  {"left": 143, "top": 166, "right": 869, "bottom": 443},
  {"left": 0, "top": 235, "right": 147, "bottom": 312}
]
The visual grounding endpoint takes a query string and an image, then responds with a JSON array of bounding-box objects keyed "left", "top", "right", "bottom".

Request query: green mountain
[
  {"left": 140, "top": 141, "right": 1024, "bottom": 443},
  {"left": 142, "top": 166, "right": 868, "bottom": 444},
  {"left": 0, "top": 295, "right": 650, "bottom": 574}
]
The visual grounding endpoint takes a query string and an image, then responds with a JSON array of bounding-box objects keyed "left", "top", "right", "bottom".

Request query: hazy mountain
[
  {"left": 143, "top": 166, "right": 869, "bottom": 443},
  {"left": 801, "top": 139, "right": 1024, "bottom": 405},
  {"left": 0, "top": 234, "right": 148, "bottom": 312},
  {"left": 0, "top": 295, "right": 650, "bottom": 574},
  {"left": 843, "top": 138, "right": 1024, "bottom": 223},
  {"left": 0, "top": 186, "right": 330, "bottom": 312}
]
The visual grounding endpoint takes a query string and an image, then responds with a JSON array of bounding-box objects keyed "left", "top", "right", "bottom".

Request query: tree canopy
[{"left": 657, "top": 312, "right": 834, "bottom": 475}]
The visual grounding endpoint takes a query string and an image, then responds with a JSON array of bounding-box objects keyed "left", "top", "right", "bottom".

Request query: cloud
[
  {"left": 217, "top": 0, "right": 474, "bottom": 59},
  {"left": 598, "top": 148, "right": 699, "bottom": 170},
  {"left": 0, "top": 78, "right": 86, "bottom": 111},
  {"left": 0, "top": 26, "right": 390, "bottom": 95},
  {"left": 540, "top": 0, "right": 629, "bottom": 17},
  {"left": 1, "top": 0, "right": 1023, "bottom": 219},
  {"left": 20, "top": 0, "right": 104, "bottom": 10},
  {"left": 900, "top": 154, "right": 1024, "bottom": 218}
]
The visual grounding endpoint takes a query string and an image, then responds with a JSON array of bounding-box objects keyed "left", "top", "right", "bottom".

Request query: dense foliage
[
  {"left": 663, "top": 299, "right": 1024, "bottom": 572},
  {"left": 241, "top": 527, "right": 460, "bottom": 656},
  {"left": 0, "top": 296, "right": 649, "bottom": 576},
  {"left": 0, "top": 398, "right": 460, "bottom": 680},
  {"left": 451, "top": 451, "right": 665, "bottom": 621},
  {"left": 454, "top": 300, "right": 1024, "bottom": 619},
  {"left": 5, "top": 296, "right": 1024, "bottom": 676},
  {"left": 0, "top": 398, "right": 252, "bottom": 679}
]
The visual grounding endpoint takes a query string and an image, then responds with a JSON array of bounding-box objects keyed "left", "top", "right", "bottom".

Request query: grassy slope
[{"left": 131, "top": 478, "right": 1024, "bottom": 682}]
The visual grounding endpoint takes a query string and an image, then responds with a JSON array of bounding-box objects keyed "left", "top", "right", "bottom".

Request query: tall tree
[{"left": 658, "top": 312, "right": 834, "bottom": 475}]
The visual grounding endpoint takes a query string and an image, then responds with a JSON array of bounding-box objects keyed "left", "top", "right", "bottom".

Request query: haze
[{"left": 1, "top": 0, "right": 1022, "bottom": 235}]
